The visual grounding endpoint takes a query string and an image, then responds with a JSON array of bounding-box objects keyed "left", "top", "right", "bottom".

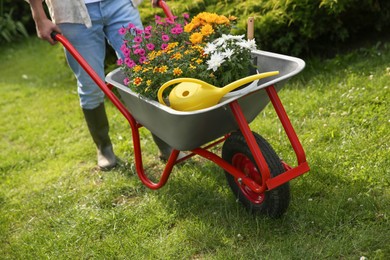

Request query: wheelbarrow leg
[{"left": 229, "top": 101, "right": 270, "bottom": 193}]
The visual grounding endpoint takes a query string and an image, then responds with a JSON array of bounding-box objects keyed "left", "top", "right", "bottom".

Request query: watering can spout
[{"left": 158, "top": 71, "right": 279, "bottom": 111}]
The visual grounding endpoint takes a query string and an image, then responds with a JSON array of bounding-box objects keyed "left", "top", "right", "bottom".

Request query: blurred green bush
[
  {"left": 140, "top": 0, "right": 390, "bottom": 56},
  {"left": 5, "top": 0, "right": 390, "bottom": 56},
  {"left": 0, "top": 0, "right": 29, "bottom": 43}
]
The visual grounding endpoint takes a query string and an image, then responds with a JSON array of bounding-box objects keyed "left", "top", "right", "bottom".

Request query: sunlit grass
[{"left": 0, "top": 37, "right": 388, "bottom": 259}]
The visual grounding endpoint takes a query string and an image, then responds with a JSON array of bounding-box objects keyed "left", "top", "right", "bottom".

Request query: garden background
[{"left": 1, "top": 0, "right": 389, "bottom": 259}]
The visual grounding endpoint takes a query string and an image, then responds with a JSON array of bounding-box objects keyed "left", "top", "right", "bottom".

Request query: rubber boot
[
  {"left": 82, "top": 103, "right": 117, "bottom": 170},
  {"left": 152, "top": 134, "right": 187, "bottom": 161},
  {"left": 152, "top": 134, "right": 173, "bottom": 161}
]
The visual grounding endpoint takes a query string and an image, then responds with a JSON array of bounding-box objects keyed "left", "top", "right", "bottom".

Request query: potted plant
[{"left": 117, "top": 12, "right": 257, "bottom": 101}]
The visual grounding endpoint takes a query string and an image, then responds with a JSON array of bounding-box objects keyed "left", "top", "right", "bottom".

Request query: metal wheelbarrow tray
[
  {"left": 106, "top": 50, "right": 304, "bottom": 151},
  {"left": 54, "top": 31, "right": 310, "bottom": 218}
]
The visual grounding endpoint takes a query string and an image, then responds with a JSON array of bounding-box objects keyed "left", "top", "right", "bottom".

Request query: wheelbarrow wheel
[{"left": 222, "top": 132, "right": 290, "bottom": 218}]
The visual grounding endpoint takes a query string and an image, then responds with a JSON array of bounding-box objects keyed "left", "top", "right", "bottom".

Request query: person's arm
[
  {"left": 151, "top": 0, "right": 159, "bottom": 8},
  {"left": 28, "top": 0, "right": 61, "bottom": 44}
]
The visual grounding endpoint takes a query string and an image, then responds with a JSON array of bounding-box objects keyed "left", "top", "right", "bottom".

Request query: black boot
[
  {"left": 152, "top": 134, "right": 172, "bottom": 161},
  {"left": 82, "top": 103, "right": 117, "bottom": 170},
  {"left": 152, "top": 134, "right": 186, "bottom": 161}
]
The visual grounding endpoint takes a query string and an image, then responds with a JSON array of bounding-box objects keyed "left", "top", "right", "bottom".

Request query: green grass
[{"left": 1, "top": 37, "right": 389, "bottom": 259}]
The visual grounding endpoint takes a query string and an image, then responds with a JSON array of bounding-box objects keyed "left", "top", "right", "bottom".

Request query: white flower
[
  {"left": 206, "top": 52, "right": 225, "bottom": 71},
  {"left": 204, "top": 42, "right": 217, "bottom": 55},
  {"left": 213, "top": 36, "right": 226, "bottom": 47},
  {"left": 226, "top": 34, "right": 245, "bottom": 41},
  {"left": 236, "top": 39, "right": 257, "bottom": 50},
  {"left": 222, "top": 48, "right": 234, "bottom": 59}
]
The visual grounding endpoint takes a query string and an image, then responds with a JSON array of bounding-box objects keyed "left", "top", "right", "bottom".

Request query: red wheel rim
[{"left": 232, "top": 153, "right": 265, "bottom": 204}]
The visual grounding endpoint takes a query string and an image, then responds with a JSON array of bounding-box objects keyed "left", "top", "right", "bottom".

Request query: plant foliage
[{"left": 139, "top": 0, "right": 390, "bottom": 56}]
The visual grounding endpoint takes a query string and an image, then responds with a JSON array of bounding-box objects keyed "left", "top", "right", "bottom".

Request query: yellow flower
[
  {"left": 133, "top": 77, "right": 142, "bottom": 86},
  {"left": 216, "top": 15, "right": 230, "bottom": 25},
  {"left": 167, "top": 42, "right": 179, "bottom": 50},
  {"left": 189, "top": 64, "right": 196, "bottom": 70},
  {"left": 201, "top": 24, "right": 214, "bottom": 36},
  {"left": 146, "top": 80, "right": 152, "bottom": 86},
  {"left": 173, "top": 67, "right": 183, "bottom": 76},
  {"left": 184, "top": 23, "right": 195, "bottom": 33},
  {"left": 204, "top": 13, "right": 219, "bottom": 24},
  {"left": 191, "top": 17, "right": 203, "bottom": 27},
  {"left": 148, "top": 51, "right": 157, "bottom": 60},
  {"left": 133, "top": 65, "right": 142, "bottom": 73},
  {"left": 172, "top": 52, "right": 183, "bottom": 60},
  {"left": 159, "top": 65, "right": 168, "bottom": 73},
  {"left": 229, "top": 15, "right": 237, "bottom": 21},
  {"left": 190, "top": 32, "right": 203, "bottom": 44}
]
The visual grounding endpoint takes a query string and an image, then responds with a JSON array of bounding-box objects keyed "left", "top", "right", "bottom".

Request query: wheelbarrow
[{"left": 52, "top": 1, "right": 310, "bottom": 218}]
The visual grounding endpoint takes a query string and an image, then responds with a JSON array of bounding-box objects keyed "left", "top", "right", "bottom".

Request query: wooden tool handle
[{"left": 247, "top": 17, "right": 255, "bottom": 40}]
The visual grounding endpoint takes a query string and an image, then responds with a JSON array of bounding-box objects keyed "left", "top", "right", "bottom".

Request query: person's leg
[
  {"left": 58, "top": 2, "right": 116, "bottom": 170},
  {"left": 102, "top": 0, "right": 176, "bottom": 160},
  {"left": 101, "top": 0, "right": 143, "bottom": 58}
]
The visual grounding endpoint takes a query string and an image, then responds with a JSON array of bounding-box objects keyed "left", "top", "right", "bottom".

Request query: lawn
[{"left": 0, "top": 37, "right": 388, "bottom": 259}]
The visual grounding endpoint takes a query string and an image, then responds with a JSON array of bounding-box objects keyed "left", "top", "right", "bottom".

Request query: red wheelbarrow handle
[{"left": 157, "top": 0, "right": 175, "bottom": 20}]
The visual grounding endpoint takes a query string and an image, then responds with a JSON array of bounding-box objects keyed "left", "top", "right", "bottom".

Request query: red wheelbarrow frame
[{"left": 52, "top": 0, "right": 309, "bottom": 195}]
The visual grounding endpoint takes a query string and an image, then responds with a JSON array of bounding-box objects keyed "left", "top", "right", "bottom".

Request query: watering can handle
[{"left": 157, "top": 78, "right": 215, "bottom": 106}]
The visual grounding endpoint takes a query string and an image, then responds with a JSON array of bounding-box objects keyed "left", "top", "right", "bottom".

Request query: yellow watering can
[{"left": 157, "top": 71, "right": 279, "bottom": 111}]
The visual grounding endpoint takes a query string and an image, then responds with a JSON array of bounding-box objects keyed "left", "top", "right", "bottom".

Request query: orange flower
[
  {"left": 172, "top": 52, "right": 183, "bottom": 60},
  {"left": 159, "top": 65, "right": 168, "bottom": 73},
  {"left": 133, "top": 65, "right": 142, "bottom": 73},
  {"left": 184, "top": 23, "right": 195, "bottom": 33},
  {"left": 216, "top": 15, "right": 230, "bottom": 25},
  {"left": 190, "top": 32, "right": 203, "bottom": 44},
  {"left": 133, "top": 77, "right": 142, "bottom": 86},
  {"left": 203, "top": 13, "right": 219, "bottom": 24},
  {"left": 201, "top": 24, "right": 214, "bottom": 36},
  {"left": 173, "top": 67, "right": 183, "bottom": 76}
]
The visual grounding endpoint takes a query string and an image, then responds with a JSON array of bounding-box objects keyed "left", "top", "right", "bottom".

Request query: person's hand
[
  {"left": 35, "top": 18, "right": 61, "bottom": 45},
  {"left": 151, "top": 0, "right": 159, "bottom": 8}
]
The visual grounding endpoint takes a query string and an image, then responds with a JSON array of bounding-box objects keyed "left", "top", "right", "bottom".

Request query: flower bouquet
[{"left": 117, "top": 12, "right": 257, "bottom": 101}]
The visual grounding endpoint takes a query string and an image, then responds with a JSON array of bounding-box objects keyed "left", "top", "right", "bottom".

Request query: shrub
[
  {"left": 0, "top": 0, "right": 29, "bottom": 43},
  {"left": 139, "top": 0, "right": 390, "bottom": 56}
]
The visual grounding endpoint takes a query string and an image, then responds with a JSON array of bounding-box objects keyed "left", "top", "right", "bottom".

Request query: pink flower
[
  {"left": 118, "top": 27, "right": 127, "bottom": 35},
  {"left": 128, "top": 23, "right": 136, "bottom": 29},
  {"left": 120, "top": 43, "right": 128, "bottom": 52},
  {"left": 138, "top": 49, "right": 146, "bottom": 56},
  {"left": 161, "top": 43, "right": 168, "bottom": 50},
  {"left": 123, "top": 77, "right": 130, "bottom": 85},
  {"left": 116, "top": 58, "right": 123, "bottom": 65},
  {"left": 136, "top": 28, "right": 144, "bottom": 35},
  {"left": 165, "top": 18, "right": 175, "bottom": 25},
  {"left": 139, "top": 56, "right": 147, "bottom": 64},
  {"left": 171, "top": 26, "right": 183, "bottom": 35},
  {"left": 144, "top": 26, "right": 152, "bottom": 33},
  {"left": 162, "top": 34, "right": 170, "bottom": 42},
  {"left": 146, "top": 43, "right": 155, "bottom": 51},
  {"left": 125, "top": 57, "right": 136, "bottom": 68},
  {"left": 134, "top": 36, "right": 143, "bottom": 44},
  {"left": 134, "top": 48, "right": 145, "bottom": 56},
  {"left": 183, "top": 13, "right": 190, "bottom": 20},
  {"left": 122, "top": 47, "right": 131, "bottom": 57}
]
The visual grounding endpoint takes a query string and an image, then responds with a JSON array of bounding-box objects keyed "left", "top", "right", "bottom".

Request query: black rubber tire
[{"left": 222, "top": 131, "right": 290, "bottom": 218}]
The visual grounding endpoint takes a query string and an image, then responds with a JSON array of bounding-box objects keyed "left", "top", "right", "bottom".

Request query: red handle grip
[{"left": 158, "top": 0, "right": 174, "bottom": 20}]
